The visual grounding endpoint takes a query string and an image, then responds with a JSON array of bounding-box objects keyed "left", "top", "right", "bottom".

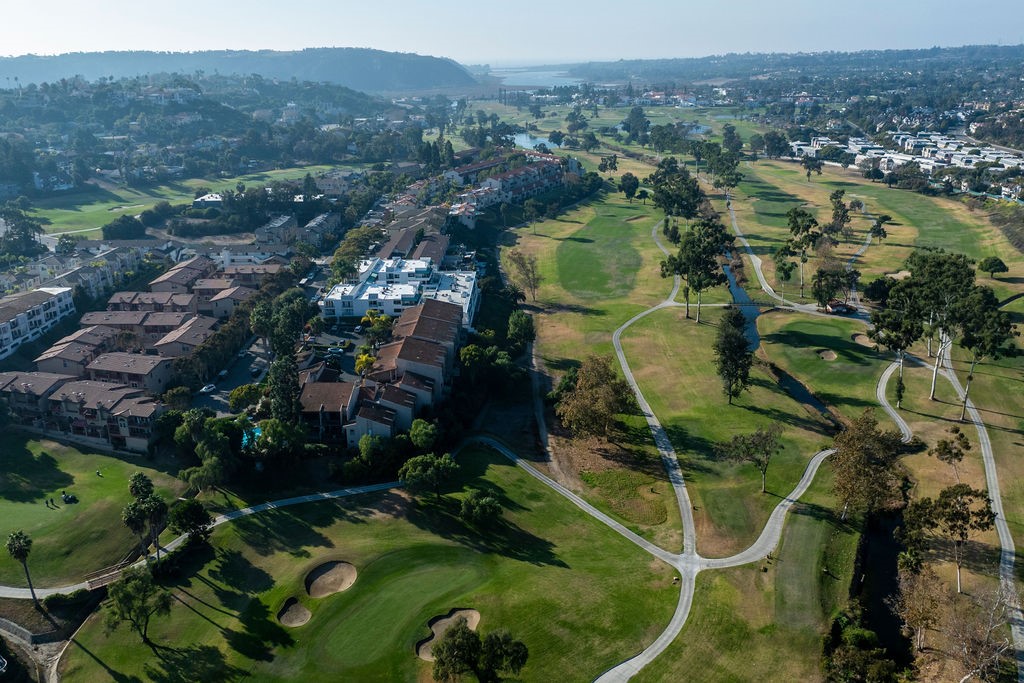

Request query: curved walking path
[
  {"left": 0, "top": 482, "right": 398, "bottom": 600},
  {"left": 5, "top": 202, "right": 1021, "bottom": 681}
]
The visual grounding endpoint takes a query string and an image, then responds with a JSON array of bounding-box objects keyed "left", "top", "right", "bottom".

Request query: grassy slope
[
  {"left": 637, "top": 468, "right": 858, "bottom": 682},
  {"left": 31, "top": 164, "right": 343, "bottom": 236},
  {"left": 60, "top": 446, "right": 676, "bottom": 682},
  {"left": 621, "top": 305, "right": 834, "bottom": 557},
  {"left": 0, "top": 435, "right": 185, "bottom": 585}
]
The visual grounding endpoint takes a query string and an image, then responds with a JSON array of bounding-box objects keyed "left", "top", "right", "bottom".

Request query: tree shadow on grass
[
  {"left": 740, "top": 403, "right": 835, "bottom": 436},
  {"left": 231, "top": 507, "right": 335, "bottom": 558},
  {"left": 790, "top": 501, "right": 857, "bottom": 534},
  {"left": 405, "top": 496, "right": 567, "bottom": 568},
  {"left": 0, "top": 444, "right": 73, "bottom": 502},
  {"left": 223, "top": 598, "right": 294, "bottom": 662},
  {"left": 144, "top": 644, "right": 247, "bottom": 683},
  {"left": 208, "top": 549, "right": 275, "bottom": 595},
  {"left": 68, "top": 638, "right": 143, "bottom": 683}
]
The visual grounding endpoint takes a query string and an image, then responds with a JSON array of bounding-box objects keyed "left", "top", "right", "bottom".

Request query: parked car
[
  {"left": 199, "top": 384, "right": 217, "bottom": 394},
  {"left": 326, "top": 347, "right": 344, "bottom": 355},
  {"left": 354, "top": 325, "right": 363, "bottom": 333}
]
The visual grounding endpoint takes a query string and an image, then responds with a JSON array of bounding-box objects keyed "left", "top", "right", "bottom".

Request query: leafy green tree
[
  {"left": 253, "top": 418, "right": 305, "bottom": 460},
  {"left": 432, "top": 616, "right": 482, "bottom": 681},
  {"left": 637, "top": 188, "right": 649, "bottom": 204},
  {"left": 762, "top": 131, "right": 790, "bottom": 159},
  {"left": 910, "top": 485, "right": 995, "bottom": 594},
  {"left": 955, "top": 285, "right": 1017, "bottom": 420},
  {"left": 747, "top": 133, "right": 765, "bottom": 155},
  {"left": 870, "top": 214, "right": 892, "bottom": 244},
  {"left": 645, "top": 157, "right": 702, "bottom": 220},
  {"left": 55, "top": 234, "right": 78, "bottom": 255},
  {"left": 554, "top": 354, "right": 634, "bottom": 438},
  {"left": 460, "top": 489, "right": 502, "bottom": 527},
  {"left": 977, "top": 256, "right": 1008, "bottom": 279},
  {"left": 431, "top": 617, "right": 529, "bottom": 682},
  {"left": 267, "top": 355, "right": 300, "bottom": 422},
  {"left": 505, "top": 249, "right": 542, "bottom": 302},
  {"left": 712, "top": 307, "right": 752, "bottom": 404},
  {"left": 786, "top": 207, "right": 821, "bottom": 298},
  {"left": 228, "top": 384, "right": 263, "bottom": 413},
  {"left": 506, "top": 310, "right": 535, "bottom": 352},
  {"left": 410, "top": 419, "right": 438, "bottom": 452},
  {"left": 801, "top": 156, "right": 823, "bottom": 181},
  {"left": 6, "top": 530, "right": 35, "bottom": 603},
  {"left": 929, "top": 426, "right": 971, "bottom": 483},
  {"left": 721, "top": 123, "right": 743, "bottom": 155},
  {"left": 830, "top": 409, "right": 904, "bottom": 519},
  {"left": 660, "top": 218, "right": 731, "bottom": 322},
  {"left": 399, "top": 453, "right": 459, "bottom": 501},
  {"left": 104, "top": 566, "right": 172, "bottom": 645},
  {"left": 618, "top": 173, "right": 639, "bottom": 202},
  {"left": 903, "top": 250, "right": 976, "bottom": 400},
  {"left": 773, "top": 248, "right": 797, "bottom": 302},
  {"left": 168, "top": 499, "right": 213, "bottom": 542},
  {"left": 716, "top": 424, "right": 784, "bottom": 493},
  {"left": 162, "top": 386, "right": 192, "bottom": 412},
  {"left": 825, "top": 189, "right": 851, "bottom": 241}
]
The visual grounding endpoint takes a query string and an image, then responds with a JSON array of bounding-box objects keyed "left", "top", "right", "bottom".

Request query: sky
[{"left": 3, "top": 0, "right": 1024, "bottom": 66}]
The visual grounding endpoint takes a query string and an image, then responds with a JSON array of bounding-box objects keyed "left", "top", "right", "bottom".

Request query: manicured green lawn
[
  {"left": 757, "top": 311, "right": 889, "bottom": 425},
  {"left": 636, "top": 467, "right": 857, "bottom": 682},
  {"left": 61, "top": 446, "right": 677, "bottom": 682},
  {"left": 31, "top": 164, "right": 344, "bottom": 235},
  {"left": 620, "top": 305, "right": 835, "bottom": 557},
  {"left": 0, "top": 435, "right": 185, "bottom": 586}
]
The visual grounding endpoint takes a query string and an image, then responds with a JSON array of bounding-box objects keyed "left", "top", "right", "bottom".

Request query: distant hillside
[
  {"left": 0, "top": 48, "right": 477, "bottom": 92},
  {"left": 567, "top": 44, "right": 1024, "bottom": 84}
]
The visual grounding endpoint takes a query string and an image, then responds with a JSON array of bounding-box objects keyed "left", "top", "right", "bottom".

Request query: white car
[{"left": 199, "top": 384, "right": 217, "bottom": 395}]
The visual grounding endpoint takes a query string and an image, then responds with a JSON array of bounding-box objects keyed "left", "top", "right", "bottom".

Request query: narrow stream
[{"left": 722, "top": 263, "right": 760, "bottom": 349}]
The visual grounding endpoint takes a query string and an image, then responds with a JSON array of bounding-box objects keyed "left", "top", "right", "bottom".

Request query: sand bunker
[
  {"left": 415, "top": 609, "right": 481, "bottom": 661},
  {"left": 851, "top": 333, "right": 875, "bottom": 348},
  {"left": 305, "top": 561, "right": 357, "bottom": 598},
  {"left": 887, "top": 270, "right": 911, "bottom": 280},
  {"left": 817, "top": 349, "right": 838, "bottom": 361},
  {"left": 277, "top": 597, "right": 311, "bottom": 627}
]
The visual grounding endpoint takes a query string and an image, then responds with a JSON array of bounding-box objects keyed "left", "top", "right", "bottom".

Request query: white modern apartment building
[
  {"left": 319, "top": 257, "right": 480, "bottom": 325},
  {"left": 0, "top": 287, "right": 76, "bottom": 360},
  {"left": 319, "top": 257, "right": 432, "bottom": 320}
]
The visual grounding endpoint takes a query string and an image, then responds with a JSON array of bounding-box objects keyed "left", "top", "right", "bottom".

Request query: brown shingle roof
[
  {"left": 299, "top": 381, "right": 355, "bottom": 414},
  {"left": 87, "top": 353, "right": 171, "bottom": 376}
]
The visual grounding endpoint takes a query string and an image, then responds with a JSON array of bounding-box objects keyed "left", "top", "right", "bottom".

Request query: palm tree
[
  {"left": 6, "top": 530, "right": 36, "bottom": 603},
  {"left": 128, "top": 472, "right": 154, "bottom": 500},
  {"left": 142, "top": 496, "right": 168, "bottom": 562},
  {"left": 122, "top": 500, "right": 149, "bottom": 558}
]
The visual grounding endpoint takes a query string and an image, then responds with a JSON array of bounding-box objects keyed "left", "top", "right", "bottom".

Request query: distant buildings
[{"left": 0, "top": 287, "right": 76, "bottom": 360}]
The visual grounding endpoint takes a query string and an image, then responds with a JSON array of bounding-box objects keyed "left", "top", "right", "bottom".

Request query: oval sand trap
[
  {"left": 277, "top": 597, "right": 311, "bottom": 627},
  {"left": 851, "top": 333, "right": 875, "bottom": 348},
  {"left": 415, "top": 609, "right": 481, "bottom": 662},
  {"left": 817, "top": 349, "right": 837, "bottom": 361},
  {"left": 305, "top": 561, "right": 357, "bottom": 598}
]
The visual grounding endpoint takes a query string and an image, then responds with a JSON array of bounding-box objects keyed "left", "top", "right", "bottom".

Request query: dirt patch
[
  {"left": 851, "top": 333, "right": 876, "bottom": 349},
  {"left": 817, "top": 349, "right": 837, "bottom": 361},
  {"left": 625, "top": 215, "right": 645, "bottom": 222},
  {"left": 886, "top": 270, "right": 911, "bottom": 280},
  {"left": 415, "top": 608, "right": 481, "bottom": 662},
  {"left": 277, "top": 597, "right": 311, "bottom": 627},
  {"left": 305, "top": 561, "right": 357, "bottom": 598}
]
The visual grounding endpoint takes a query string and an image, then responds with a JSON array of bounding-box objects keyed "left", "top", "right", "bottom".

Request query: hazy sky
[{"left": 4, "top": 0, "right": 1024, "bottom": 65}]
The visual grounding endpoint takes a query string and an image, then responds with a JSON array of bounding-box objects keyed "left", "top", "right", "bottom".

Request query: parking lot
[{"left": 193, "top": 337, "right": 270, "bottom": 415}]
